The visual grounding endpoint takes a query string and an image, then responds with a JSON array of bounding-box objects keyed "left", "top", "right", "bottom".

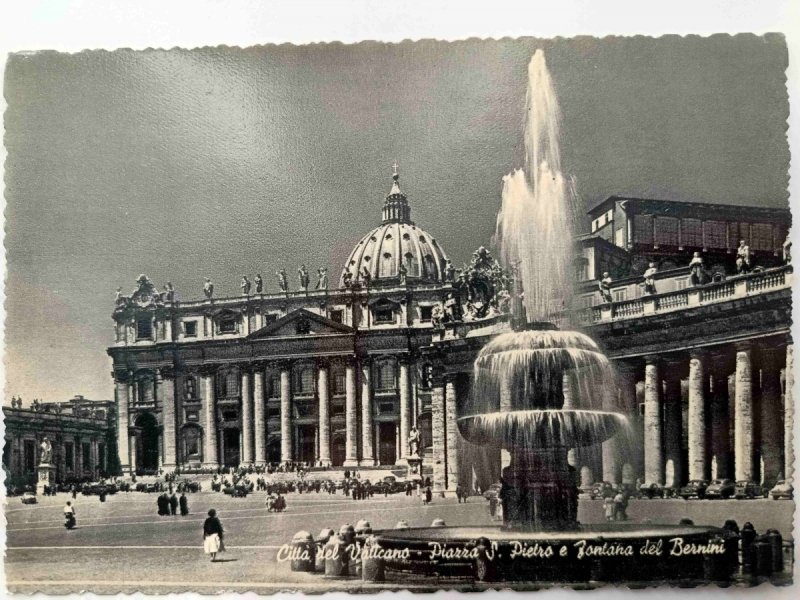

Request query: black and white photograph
[{"left": 1, "top": 2, "right": 797, "bottom": 595}]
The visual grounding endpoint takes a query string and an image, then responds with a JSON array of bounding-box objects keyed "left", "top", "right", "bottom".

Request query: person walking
[
  {"left": 203, "top": 509, "right": 225, "bottom": 562},
  {"left": 455, "top": 485, "right": 463, "bottom": 503},
  {"left": 179, "top": 492, "right": 189, "bottom": 516},
  {"left": 425, "top": 486, "right": 433, "bottom": 505},
  {"left": 613, "top": 491, "right": 628, "bottom": 521},
  {"left": 603, "top": 495, "right": 615, "bottom": 522},
  {"left": 169, "top": 493, "right": 179, "bottom": 516}
]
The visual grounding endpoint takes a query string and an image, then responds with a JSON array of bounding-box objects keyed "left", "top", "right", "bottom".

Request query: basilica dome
[{"left": 340, "top": 171, "right": 450, "bottom": 286}]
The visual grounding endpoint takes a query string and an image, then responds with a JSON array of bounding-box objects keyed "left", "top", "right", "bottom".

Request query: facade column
[
  {"left": 709, "top": 355, "right": 731, "bottom": 480},
  {"left": 785, "top": 343, "right": 794, "bottom": 482},
  {"left": 759, "top": 346, "right": 783, "bottom": 487},
  {"left": 158, "top": 369, "right": 177, "bottom": 470},
  {"left": 734, "top": 342, "right": 754, "bottom": 481},
  {"left": 643, "top": 356, "right": 663, "bottom": 485},
  {"left": 343, "top": 360, "right": 359, "bottom": 466},
  {"left": 445, "top": 376, "right": 460, "bottom": 492},
  {"left": 431, "top": 380, "right": 446, "bottom": 492},
  {"left": 201, "top": 371, "right": 218, "bottom": 469},
  {"left": 499, "top": 377, "right": 513, "bottom": 470},
  {"left": 280, "top": 364, "right": 293, "bottom": 464},
  {"left": 662, "top": 367, "right": 683, "bottom": 489},
  {"left": 318, "top": 364, "right": 331, "bottom": 466},
  {"left": 240, "top": 369, "right": 254, "bottom": 465},
  {"left": 253, "top": 368, "right": 266, "bottom": 465},
  {"left": 115, "top": 375, "right": 132, "bottom": 474},
  {"left": 129, "top": 433, "right": 137, "bottom": 473},
  {"left": 398, "top": 358, "right": 412, "bottom": 463},
  {"left": 599, "top": 372, "right": 621, "bottom": 484},
  {"left": 687, "top": 350, "right": 708, "bottom": 481},
  {"left": 615, "top": 361, "right": 641, "bottom": 483},
  {"left": 360, "top": 360, "right": 375, "bottom": 466}
]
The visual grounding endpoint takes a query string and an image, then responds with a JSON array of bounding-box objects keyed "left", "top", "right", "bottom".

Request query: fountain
[{"left": 361, "top": 51, "right": 737, "bottom": 584}]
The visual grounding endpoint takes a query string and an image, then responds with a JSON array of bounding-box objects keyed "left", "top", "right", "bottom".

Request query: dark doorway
[
  {"left": 417, "top": 413, "right": 432, "bottom": 454},
  {"left": 297, "top": 425, "right": 316, "bottom": 464},
  {"left": 135, "top": 412, "right": 160, "bottom": 475},
  {"left": 267, "top": 437, "right": 281, "bottom": 464},
  {"left": 378, "top": 422, "right": 397, "bottom": 465},
  {"left": 223, "top": 429, "right": 240, "bottom": 467},
  {"left": 331, "top": 432, "right": 345, "bottom": 466}
]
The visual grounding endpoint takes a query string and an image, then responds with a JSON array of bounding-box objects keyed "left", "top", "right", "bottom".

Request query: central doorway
[
  {"left": 135, "top": 412, "right": 160, "bottom": 475},
  {"left": 222, "top": 429, "right": 240, "bottom": 467},
  {"left": 297, "top": 425, "right": 316, "bottom": 464},
  {"left": 378, "top": 422, "right": 397, "bottom": 465}
]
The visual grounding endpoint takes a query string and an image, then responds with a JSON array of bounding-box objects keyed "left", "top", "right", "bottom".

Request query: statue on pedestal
[
  {"left": 316, "top": 267, "right": 328, "bottom": 290},
  {"left": 164, "top": 282, "right": 175, "bottom": 302},
  {"left": 254, "top": 274, "right": 263, "bottom": 294},
  {"left": 399, "top": 263, "right": 408, "bottom": 284},
  {"left": 341, "top": 269, "right": 353, "bottom": 288},
  {"left": 277, "top": 269, "right": 289, "bottom": 293},
  {"left": 298, "top": 265, "right": 310, "bottom": 291},
  {"left": 241, "top": 275, "right": 251, "bottom": 296},
  {"left": 203, "top": 278, "right": 214, "bottom": 299},
  {"left": 39, "top": 437, "right": 53, "bottom": 465},
  {"left": 408, "top": 426, "right": 421, "bottom": 457}
]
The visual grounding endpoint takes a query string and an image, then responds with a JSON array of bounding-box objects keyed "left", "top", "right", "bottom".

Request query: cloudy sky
[{"left": 3, "top": 34, "right": 789, "bottom": 402}]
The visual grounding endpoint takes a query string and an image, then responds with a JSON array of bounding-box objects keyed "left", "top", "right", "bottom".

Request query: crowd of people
[{"left": 156, "top": 491, "right": 190, "bottom": 516}]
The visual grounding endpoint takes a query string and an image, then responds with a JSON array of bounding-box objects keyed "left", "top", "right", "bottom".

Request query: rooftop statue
[
  {"left": 277, "top": 269, "right": 288, "bottom": 293},
  {"left": 298, "top": 265, "right": 310, "bottom": 291},
  {"left": 254, "top": 274, "right": 263, "bottom": 294},
  {"left": 316, "top": 267, "right": 328, "bottom": 290},
  {"left": 203, "top": 278, "right": 214, "bottom": 299},
  {"left": 241, "top": 275, "right": 251, "bottom": 296}
]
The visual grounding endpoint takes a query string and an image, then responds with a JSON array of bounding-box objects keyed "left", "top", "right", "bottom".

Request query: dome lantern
[{"left": 382, "top": 163, "right": 412, "bottom": 225}]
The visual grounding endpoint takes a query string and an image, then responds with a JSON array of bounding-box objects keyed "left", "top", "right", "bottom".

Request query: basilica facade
[{"left": 108, "top": 171, "right": 793, "bottom": 497}]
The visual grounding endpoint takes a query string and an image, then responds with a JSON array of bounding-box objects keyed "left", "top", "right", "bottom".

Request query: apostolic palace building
[{"left": 101, "top": 169, "right": 793, "bottom": 496}]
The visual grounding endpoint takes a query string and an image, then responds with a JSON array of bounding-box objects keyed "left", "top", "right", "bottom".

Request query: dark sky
[{"left": 3, "top": 34, "right": 789, "bottom": 402}]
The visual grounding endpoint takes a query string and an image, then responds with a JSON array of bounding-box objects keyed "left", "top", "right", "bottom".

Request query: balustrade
[
  {"left": 612, "top": 299, "right": 644, "bottom": 318},
  {"left": 656, "top": 291, "right": 688, "bottom": 310}
]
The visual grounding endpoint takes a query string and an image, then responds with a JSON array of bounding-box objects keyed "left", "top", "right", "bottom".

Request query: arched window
[
  {"left": 181, "top": 425, "right": 202, "bottom": 462},
  {"left": 423, "top": 254, "right": 437, "bottom": 278},
  {"left": 294, "top": 366, "right": 314, "bottom": 396},
  {"left": 135, "top": 372, "right": 155, "bottom": 404},
  {"left": 375, "top": 360, "right": 396, "bottom": 392}
]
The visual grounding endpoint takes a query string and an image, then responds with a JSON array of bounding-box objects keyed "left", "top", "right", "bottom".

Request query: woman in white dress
[{"left": 203, "top": 509, "right": 224, "bottom": 562}]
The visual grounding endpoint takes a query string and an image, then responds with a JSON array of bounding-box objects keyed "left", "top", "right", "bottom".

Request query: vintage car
[
  {"left": 679, "top": 480, "right": 709, "bottom": 499},
  {"left": 21, "top": 491, "right": 37, "bottom": 505},
  {"left": 639, "top": 482, "right": 664, "bottom": 499},
  {"left": 734, "top": 480, "right": 764, "bottom": 499},
  {"left": 704, "top": 479, "right": 735, "bottom": 499},
  {"left": 769, "top": 480, "right": 793, "bottom": 500}
]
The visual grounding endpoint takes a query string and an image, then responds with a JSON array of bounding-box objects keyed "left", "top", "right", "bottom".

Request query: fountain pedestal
[{"left": 36, "top": 463, "right": 55, "bottom": 496}]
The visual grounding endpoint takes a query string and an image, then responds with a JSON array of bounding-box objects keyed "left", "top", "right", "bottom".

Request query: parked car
[
  {"left": 769, "top": 480, "right": 793, "bottom": 500},
  {"left": 21, "top": 491, "right": 37, "bottom": 505},
  {"left": 734, "top": 480, "right": 763, "bottom": 499},
  {"left": 639, "top": 483, "right": 664, "bottom": 499},
  {"left": 704, "top": 479, "right": 735, "bottom": 499},
  {"left": 679, "top": 480, "right": 709, "bottom": 499}
]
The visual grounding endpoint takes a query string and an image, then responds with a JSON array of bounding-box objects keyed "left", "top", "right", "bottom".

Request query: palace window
[
  {"left": 654, "top": 217, "right": 678, "bottom": 247},
  {"left": 375, "top": 360, "right": 396, "bottom": 392},
  {"left": 219, "top": 314, "right": 238, "bottom": 334},
  {"left": 184, "top": 321, "right": 198, "bottom": 337},
  {"left": 333, "top": 369, "right": 346, "bottom": 395},
  {"left": 633, "top": 214, "right": 653, "bottom": 246},
  {"left": 374, "top": 307, "right": 395, "bottom": 324},
  {"left": 613, "top": 289, "right": 628, "bottom": 303},
  {"left": 751, "top": 223, "right": 774, "bottom": 251},
  {"left": 329, "top": 310, "right": 344, "bottom": 324},
  {"left": 295, "top": 366, "right": 314, "bottom": 396},
  {"left": 136, "top": 316, "right": 153, "bottom": 340},
  {"left": 704, "top": 220, "right": 727, "bottom": 249},
  {"left": 681, "top": 218, "right": 703, "bottom": 247},
  {"left": 216, "top": 370, "right": 240, "bottom": 399},
  {"left": 420, "top": 306, "right": 433, "bottom": 322},
  {"left": 183, "top": 426, "right": 201, "bottom": 459},
  {"left": 267, "top": 374, "right": 281, "bottom": 398}
]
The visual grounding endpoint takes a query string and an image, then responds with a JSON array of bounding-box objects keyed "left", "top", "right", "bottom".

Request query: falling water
[{"left": 494, "top": 50, "right": 578, "bottom": 322}]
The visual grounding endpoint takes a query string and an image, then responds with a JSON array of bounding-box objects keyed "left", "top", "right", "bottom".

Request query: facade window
[
  {"left": 330, "top": 310, "right": 344, "bottom": 324},
  {"left": 375, "top": 308, "right": 395, "bottom": 324},
  {"left": 183, "top": 426, "right": 201, "bottom": 459},
  {"left": 634, "top": 214, "right": 653, "bottom": 246},
  {"left": 216, "top": 370, "right": 240, "bottom": 398},
  {"left": 267, "top": 406, "right": 280, "bottom": 419},
  {"left": 379, "top": 402, "right": 396, "bottom": 414},
  {"left": 333, "top": 370, "right": 346, "bottom": 395},
  {"left": 591, "top": 220, "right": 598, "bottom": 233},
  {"left": 184, "top": 375, "right": 197, "bottom": 401},
  {"left": 420, "top": 306, "right": 433, "bottom": 322},
  {"left": 219, "top": 314, "right": 238, "bottom": 334},
  {"left": 681, "top": 218, "right": 703, "bottom": 247},
  {"left": 184, "top": 321, "right": 198, "bottom": 337},
  {"left": 654, "top": 216, "right": 679, "bottom": 247},
  {"left": 375, "top": 361, "right": 396, "bottom": 391},
  {"left": 136, "top": 317, "right": 153, "bottom": 340},
  {"left": 137, "top": 375, "right": 155, "bottom": 404},
  {"left": 676, "top": 278, "right": 688, "bottom": 291},
  {"left": 24, "top": 440, "right": 36, "bottom": 473},
  {"left": 295, "top": 367, "right": 314, "bottom": 395},
  {"left": 267, "top": 374, "right": 281, "bottom": 398},
  {"left": 606, "top": 209, "right": 613, "bottom": 222},
  {"left": 82, "top": 443, "right": 91, "bottom": 471},
  {"left": 332, "top": 401, "right": 345, "bottom": 417},
  {"left": 64, "top": 442, "right": 74, "bottom": 470},
  {"left": 419, "top": 364, "right": 433, "bottom": 390},
  {"left": 751, "top": 223, "right": 774, "bottom": 251},
  {"left": 613, "top": 289, "right": 628, "bottom": 303}
]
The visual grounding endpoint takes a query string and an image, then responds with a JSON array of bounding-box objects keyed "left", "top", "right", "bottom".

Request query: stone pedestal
[
  {"left": 36, "top": 463, "right": 55, "bottom": 496},
  {"left": 406, "top": 454, "right": 423, "bottom": 479}
]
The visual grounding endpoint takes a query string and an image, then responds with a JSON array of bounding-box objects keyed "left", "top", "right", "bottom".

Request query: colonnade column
[
  {"left": 785, "top": 343, "right": 794, "bottom": 482},
  {"left": 759, "top": 347, "right": 783, "bottom": 487},
  {"left": 662, "top": 364, "right": 683, "bottom": 488},
  {"left": 643, "top": 356, "right": 664, "bottom": 485},
  {"left": 343, "top": 360, "right": 359, "bottom": 467},
  {"left": 431, "top": 380, "right": 446, "bottom": 492},
  {"left": 616, "top": 361, "right": 641, "bottom": 483},
  {"left": 599, "top": 371, "right": 620, "bottom": 484},
  {"left": 280, "top": 365, "right": 293, "bottom": 464},
  {"left": 253, "top": 368, "right": 266, "bottom": 465},
  {"left": 734, "top": 342, "right": 754, "bottom": 481},
  {"left": 115, "top": 375, "right": 131, "bottom": 474},
  {"left": 201, "top": 370, "right": 218, "bottom": 469},
  {"left": 687, "top": 350, "right": 707, "bottom": 481},
  {"left": 445, "top": 376, "right": 460, "bottom": 492},
  {"left": 129, "top": 434, "right": 137, "bottom": 473},
  {"left": 318, "top": 365, "right": 331, "bottom": 467},
  {"left": 709, "top": 356, "right": 731, "bottom": 480},
  {"left": 399, "top": 358, "right": 412, "bottom": 463},
  {"left": 241, "top": 370, "right": 254, "bottom": 465},
  {"left": 158, "top": 369, "right": 177, "bottom": 469},
  {"left": 360, "top": 360, "right": 375, "bottom": 466}
]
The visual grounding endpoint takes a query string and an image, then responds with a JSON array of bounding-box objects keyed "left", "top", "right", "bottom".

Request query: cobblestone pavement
[{"left": 4, "top": 491, "right": 794, "bottom": 593}]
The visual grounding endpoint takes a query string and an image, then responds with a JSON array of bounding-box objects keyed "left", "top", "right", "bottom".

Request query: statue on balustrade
[
  {"left": 316, "top": 267, "right": 328, "bottom": 290},
  {"left": 254, "top": 273, "right": 263, "bottom": 294},
  {"left": 163, "top": 282, "right": 175, "bottom": 302},
  {"left": 689, "top": 253, "right": 706, "bottom": 287},
  {"left": 298, "top": 265, "right": 310, "bottom": 291},
  {"left": 203, "top": 278, "right": 214, "bottom": 299},
  {"left": 643, "top": 263, "right": 658, "bottom": 295},
  {"left": 737, "top": 239, "right": 752, "bottom": 274},
  {"left": 445, "top": 259, "right": 457, "bottom": 283},
  {"left": 39, "top": 437, "right": 52, "bottom": 465},
  {"left": 783, "top": 231, "right": 792, "bottom": 265},
  {"left": 361, "top": 266, "right": 372, "bottom": 287},
  {"left": 599, "top": 272, "right": 613, "bottom": 303},
  {"left": 277, "top": 269, "right": 289, "bottom": 292},
  {"left": 398, "top": 262, "right": 407, "bottom": 284},
  {"left": 444, "top": 292, "right": 462, "bottom": 322},
  {"left": 241, "top": 275, "right": 251, "bottom": 296},
  {"left": 341, "top": 268, "right": 353, "bottom": 288},
  {"left": 408, "top": 426, "right": 421, "bottom": 457},
  {"left": 431, "top": 302, "right": 445, "bottom": 329}
]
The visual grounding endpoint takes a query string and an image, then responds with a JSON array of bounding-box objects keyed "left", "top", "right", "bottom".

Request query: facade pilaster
[
  {"left": 158, "top": 368, "right": 177, "bottom": 469},
  {"left": 431, "top": 380, "right": 446, "bottom": 492},
  {"left": 687, "top": 350, "right": 707, "bottom": 481},
  {"left": 643, "top": 356, "right": 664, "bottom": 485},
  {"left": 201, "top": 369, "right": 219, "bottom": 468},
  {"left": 343, "top": 359, "right": 359, "bottom": 466},
  {"left": 359, "top": 360, "right": 375, "bottom": 465},
  {"left": 785, "top": 343, "right": 794, "bottom": 482},
  {"left": 734, "top": 342, "right": 754, "bottom": 481},
  {"left": 115, "top": 374, "right": 132, "bottom": 474},
  {"left": 318, "top": 364, "right": 331, "bottom": 466},
  {"left": 241, "top": 369, "right": 254, "bottom": 465},
  {"left": 253, "top": 367, "right": 266, "bottom": 465},
  {"left": 280, "top": 364, "right": 293, "bottom": 464},
  {"left": 445, "top": 376, "right": 460, "bottom": 492},
  {"left": 398, "top": 357, "right": 412, "bottom": 463},
  {"left": 758, "top": 346, "right": 783, "bottom": 487}
]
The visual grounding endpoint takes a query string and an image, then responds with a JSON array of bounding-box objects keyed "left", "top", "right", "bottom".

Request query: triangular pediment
[{"left": 249, "top": 308, "right": 354, "bottom": 339}]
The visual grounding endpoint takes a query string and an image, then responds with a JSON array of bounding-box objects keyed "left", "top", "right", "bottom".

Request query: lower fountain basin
[
  {"left": 371, "top": 523, "right": 737, "bottom": 583},
  {"left": 457, "top": 409, "right": 627, "bottom": 448}
]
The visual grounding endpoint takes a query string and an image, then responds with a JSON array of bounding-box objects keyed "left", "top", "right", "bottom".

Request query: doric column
[
  {"left": 785, "top": 343, "right": 794, "bottom": 482},
  {"left": 158, "top": 368, "right": 177, "bottom": 469},
  {"left": 115, "top": 374, "right": 132, "bottom": 474},
  {"left": 241, "top": 369, "right": 254, "bottom": 465},
  {"left": 253, "top": 368, "right": 266, "bottom": 465},
  {"left": 343, "top": 360, "right": 359, "bottom": 466},
  {"left": 662, "top": 367, "right": 683, "bottom": 488},
  {"left": 445, "top": 376, "right": 460, "bottom": 492},
  {"left": 615, "top": 361, "right": 642, "bottom": 483},
  {"left": 129, "top": 434, "right": 137, "bottom": 473},
  {"left": 709, "top": 355, "right": 731, "bottom": 480},
  {"left": 431, "top": 380, "right": 446, "bottom": 492},
  {"left": 599, "top": 371, "right": 621, "bottom": 484},
  {"left": 318, "top": 364, "right": 331, "bottom": 466},
  {"left": 398, "top": 358, "right": 412, "bottom": 463},
  {"left": 201, "top": 370, "right": 219, "bottom": 468},
  {"left": 359, "top": 360, "right": 375, "bottom": 466},
  {"left": 499, "top": 377, "right": 513, "bottom": 470},
  {"left": 643, "top": 356, "right": 664, "bottom": 485},
  {"left": 734, "top": 342, "right": 754, "bottom": 481},
  {"left": 758, "top": 346, "right": 783, "bottom": 487},
  {"left": 280, "top": 364, "right": 293, "bottom": 463},
  {"left": 687, "top": 350, "right": 707, "bottom": 481}
]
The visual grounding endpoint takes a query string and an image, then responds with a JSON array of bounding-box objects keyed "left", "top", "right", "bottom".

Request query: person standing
[
  {"left": 613, "top": 491, "right": 628, "bottom": 521},
  {"left": 179, "top": 492, "right": 189, "bottom": 516},
  {"left": 203, "top": 509, "right": 224, "bottom": 562},
  {"left": 425, "top": 486, "right": 433, "bottom": 505},
  {"left": 169, "top": 493, "right": 179, "bottom": 516},
  {"left": 603, "top": 495, "right": 615, "bottom": 522}
]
